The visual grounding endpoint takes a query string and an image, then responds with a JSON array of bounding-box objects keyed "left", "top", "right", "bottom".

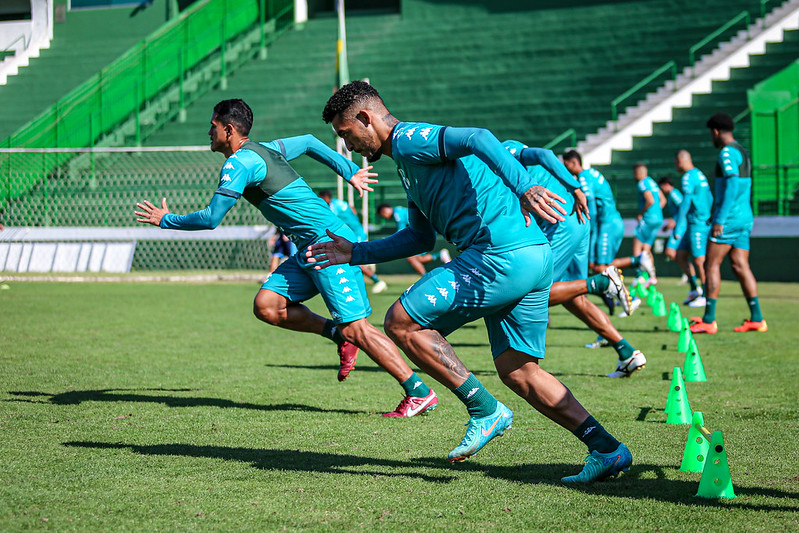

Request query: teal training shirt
[
  {"left": 664, "top": 188, "right": 683, "bottom": 218},
  {"left": 673, "top": 167, "right": 712, "bottom": 238},
  {"left": 392, "top": 206, "right": 410, "bottom": 230},
  {"left": 391, "top": 122, "right": 547, "bottom": 253},
  {"left": 160, "top": 135, "right": 359, "bottom": 249},
  {"left": 329, "top": 198, "right": 365, "bottom": 238},
  {"left": 637, "top": 176, "right": 664, "bottom": 224},
  {"left": 712, "top": 142, "right": 752, "bottom": 227},
  {"left": 580, "top": 168, "right": 622, "bottom": 225}
]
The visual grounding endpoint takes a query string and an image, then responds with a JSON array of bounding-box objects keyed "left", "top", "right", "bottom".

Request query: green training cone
[
  {"left": 636, "top": 281, "right": 649, "bottom": 300},
  {"left": 696, "top": 430, "right": 736, "bottom": 499},
  {"left": 678, "top": 317, "right": 692, "bottom": 352},
  {"left": 653, "top": 292, "right": 667, "bottom": 317},
  {"left": 666, "top": 367, "right": 692, "bottom": 424},
  {"left": 683, "top": 338, "right": 707, "bottom": 382},
  {"left": 646, "top": 287, "right": 658, "bottom": 308},
  {"left": 680, "top": 411, "right": 710, "bottom": 472},
  {"left": 667, "top": 302, "right": 682, "bottom": 332}
]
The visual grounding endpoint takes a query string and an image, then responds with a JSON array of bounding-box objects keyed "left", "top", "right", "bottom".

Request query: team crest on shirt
[{"left": 426, "top": 294, "right": 437, "bottom": 305}]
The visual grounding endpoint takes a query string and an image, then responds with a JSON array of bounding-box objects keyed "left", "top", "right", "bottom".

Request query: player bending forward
[
  {"left": 308, "top": 81, "right": 632, "bottom": 482},
  {"left": 135, "top": 99, "right": 436, "bottom": 417}
]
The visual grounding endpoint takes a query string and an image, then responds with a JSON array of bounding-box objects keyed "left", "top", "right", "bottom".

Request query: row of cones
[{"left": 656, "top": 287, "right": 733, "bottom": 499}]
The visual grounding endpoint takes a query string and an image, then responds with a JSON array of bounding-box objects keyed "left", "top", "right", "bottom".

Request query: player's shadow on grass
[
  {"left": 7, "top": 389, "right": 366, "bottom": 415},
  {"left": 62, "top": 441, "right": 455, "bottom": 483},
  {"left": 259, "top": 363, "right": 496, "bottom": 377}
]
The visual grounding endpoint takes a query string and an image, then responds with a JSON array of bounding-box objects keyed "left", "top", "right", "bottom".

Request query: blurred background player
[
  {"left": 319, "top": 189, "right": 387, "bottom": 293},
  {"left": 376, "top": 203, "right": 451, "bottom": 275},
  {"left": 658, "top": 175, "right": 698, "bottom": 301},
  {"left": 630, "top": 162, "right": 663, "bottom": 284},
  {"left": 507, "top": 141, "right": 646, "bottom": 378},
  {"left": 691, "top": 113, "right": 766, "bottom": 334},
  {"left": 268, "top": 228, "right": 297, "bottom": 273}
]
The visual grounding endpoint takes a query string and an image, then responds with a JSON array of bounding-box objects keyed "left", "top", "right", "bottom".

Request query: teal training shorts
[
  {"left": 261, "top": 227, "right": 371, "bottom": 324},
  {"left": 634, "top": 219, "right": 661, "bottom": 246},
  {"left": 594, "top": 217, "right": 624, "bottom": 265},
  {"left": 399, "top": 244, "right": 552, "bottom": 359},
  {"left": 551, "top": 218, "right": 589, "bottom": 282},
  {"left": 708, "top": 221, "right": 752, "bottom": 250}
]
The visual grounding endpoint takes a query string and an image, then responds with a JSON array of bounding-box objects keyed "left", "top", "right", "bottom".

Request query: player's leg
[
  {"left": 691, "top": 240, "right": 730, "bottom": 334},
  {"left": 729, "top": 244, "right": 767, "bottom": 332},
  {"left": 406, "top": 254, "right": 430, "bottom": 276},
  {"left": 359, "top": 264, "right": 387, "bottom": 293},
  {"left": 562, "top": 296, "right": 646, "bottom": 378}
]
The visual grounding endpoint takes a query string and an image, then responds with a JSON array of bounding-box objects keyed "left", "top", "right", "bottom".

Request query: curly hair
[
  {"left": 213, "top": 99, "right": 254, "bottom": 136},
  {"left": 322, "top": 80, "right": 382, "bottom": 123}
]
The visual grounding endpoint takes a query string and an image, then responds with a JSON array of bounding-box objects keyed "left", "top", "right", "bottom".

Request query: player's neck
[{"left": 225, "top": 136, "right": 250, "bottom": 158}]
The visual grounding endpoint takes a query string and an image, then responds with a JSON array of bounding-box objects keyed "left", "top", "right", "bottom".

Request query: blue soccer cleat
[
  {"left": 447, "top": 402, "right": 513, "bottom": 462},
  {"left": 561, "top": 443, "right": 632, "bottom": 483}
]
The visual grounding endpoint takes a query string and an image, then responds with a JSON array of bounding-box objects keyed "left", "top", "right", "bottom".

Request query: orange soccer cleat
[
  {"left": 733, "top": 319, "right": 768, "bottom": 333},
  {"left": 690, "top": 320, "right": 718, "bottom": 335}
]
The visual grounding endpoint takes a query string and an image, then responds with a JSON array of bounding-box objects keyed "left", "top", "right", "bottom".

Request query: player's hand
[
  {"left": 349, "top": 166, "right": 378, "bottom": 197},
  {"left": 712, "top": 223, "right": 723, "bottom": 237},
  {"left": 520, "top": 185, "right": 567, "bottom": 226},
  {"left": 571, "top": 188, "right": 590, "bottom": 224},
  {"left": 305, "top": 229, "right": 354, "bottom": 269},
  {"left": 135, "top": 198, "right": 169, "bottom": 226}
]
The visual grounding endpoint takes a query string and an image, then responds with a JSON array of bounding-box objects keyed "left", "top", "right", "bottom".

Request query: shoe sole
[{"left": 447, "top": 425, "right": 512, "bottom": 463}]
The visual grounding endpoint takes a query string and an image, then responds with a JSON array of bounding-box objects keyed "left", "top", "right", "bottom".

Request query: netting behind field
[{"left": 1, "top": 147, "right": 280, "bottom": 271}]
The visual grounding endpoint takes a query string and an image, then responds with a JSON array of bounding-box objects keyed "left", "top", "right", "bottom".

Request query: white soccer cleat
[
  {"left": 607, "top": 350, "right": 647, "bottom": 378},
  {"left": 602, "top": 266, "right": 632, "bottom": 316},
  {"left": 371, "top": 280, "right": 388, "bottom": 294},
  {"left": 683, "top": 288, "right": 703, "bottom": 305},
  {"left": 688, "top": 296, "right": 707, "bottom": 308},
  {"left": 584, "top": 336, "right": 610, "bottom": 349},
  {"left": 639, "top": 251, "right": 657, "bottom": 284},
  {"left": 439, "top": 248, "right": 452, "bottom": 263},
  {"left": 618, "top": 297, "right": 641, "bottom": 318}
]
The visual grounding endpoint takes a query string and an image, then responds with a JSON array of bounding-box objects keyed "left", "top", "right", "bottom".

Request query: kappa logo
[
  {"left": 335, "top": 267, "right": 346, "bottom": 275},
  {"left": 331, "top": 311, "right": 341, "bottom": 319},
  {"left": 426, "top": 294, "right": 437, "bottom": 305},
  {"left": 345, "top": 296, "right": 355, "bottom": 302},
  {"left": 449, "top": 280, "right": 460, "bottom": 291},
  {"left": 220, "top": 174, "right": 232, "bottom": 183},
  {"left": 470, "top": 268, "right": 480, "bottom": 276},
  {"left": 342, "top": 286, "right": 352, "bottom": 293},
  {"left": 465, "top": 387, "right": 479, "bottom": 399},
  {"left": 582, "top": 426, "right": 596, "bottom": 438},
  {"left": 437, "top": 287, "right": 449, "bottom": 299},
  {"left": 223, "top": 162, "right": 235, "bottom": 170},
  {"left": 419, "top": 127, "right": 432, "bottom": 140},
  {"left": 397, "top": 168, "right": 410, "bottom": 190},
  {"left": 405, "top": 127, "right": 417, "bottom": 140},
  {"left": 461, "top": 274, "right": 471, "bottom": 285},
  {"left": 339, "top": 277, "right": 349, "bottom": 284},
  {"left": 412, "top": 381, "right": 422, "bottom": 389}
]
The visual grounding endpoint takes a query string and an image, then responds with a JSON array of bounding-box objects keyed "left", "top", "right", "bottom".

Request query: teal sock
[
  {"left": 747, "top": 296, "right": 764, "bottom": 322},
  {"left": 688, "top": 275, "right": 698, "bottom": 291},
  {"left": 430, "top": 252, "right": 440, "bottom": 261},
  {"left": 703, "top": 298, "right": 717, "bottom": 323},
  {"left": 611, "top": 338, "right": 635, "bottom": 360},
  {"left": 321, "top": 319, "right": 345, "bottom": 345},
  {"left": 401, "top": 372, "right": 430, "bottom": 398},
  {"left": 630, "top": 255, "right": 642, "bottom": 268},
  {"left": 370, "top": 273, "right": 380, "bottom": 283},
  {"left": 586, "top": 274, "right": 610, "bottom": 294},
  {"left": 452, "top": 373, "right": 498, "bottom": 418},
  {"left": 573, "top": 416, "right": 620, "bottom": 454}
]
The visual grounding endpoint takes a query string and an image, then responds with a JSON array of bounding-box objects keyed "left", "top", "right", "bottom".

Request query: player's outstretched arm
[
  {"left": 135, "top": 194, "right": 237, "bottom": 230},
  {"left": 347, "top": 166, "right": 378, "bottom": 198},
  {"left": 135, "top": 197, "right": 170, "bottom": 227},
  {"left": 276, "top": 134, "right": 361, "bottom": 181}
]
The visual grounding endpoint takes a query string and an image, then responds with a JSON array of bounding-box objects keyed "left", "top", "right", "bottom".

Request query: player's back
[
  {"left": 391, "top": 122, "right": 547, "bottom": 253},
  {"left": 683, "top": 168, "right": 712, "bottom": 225},
  {"left": 713, "top": 142, "right": 752, "bottom": 225},
  {"left": 637, "top": 176, "right": 664, "bottom": 223},
  {"left": 586, "top": 169, "right": 622, "bottom": 223}
]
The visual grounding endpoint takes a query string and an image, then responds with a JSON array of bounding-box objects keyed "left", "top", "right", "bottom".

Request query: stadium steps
[
  {"left": 0, "top": 0, "right": 169, "bottom": 141},
  {"left": 591, "top": 27, "right": 799, "bottom": 215}
]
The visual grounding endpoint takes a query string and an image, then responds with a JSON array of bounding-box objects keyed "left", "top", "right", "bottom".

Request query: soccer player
[
  {"left": 630, "top": 162, "right": 663, "bottom": 283},
  {"left": 667, "top": 151, "right": 714, "bottom": 307},
  {"left": 376, "top": 203, "right": 451, "bottom": 276},
  {"left": 309, "top": 81, "right": 632, "bottom": 482},
  {"left": 318, "top": 189, "right": 387, "bottom": 293},
  {"left": 504, "top": 141, "right": 646, "bottom": 379},
  {"left": 690, "top": 113, "right": 766, "bottom": 334},
  {"left": 268, "top": 228, "right": 297, "bottom": 273},
  {"left": 135, "top": 99, "right": 437, "bottom": 417}
]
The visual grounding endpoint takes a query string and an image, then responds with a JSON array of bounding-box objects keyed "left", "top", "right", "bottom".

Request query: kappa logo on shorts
[
  {"left": 426, "top": 294, "right": 437, "bottom": 305},
  {"left": 470, "top": 268, "right": 481, "bottom": 276},
  {"left": 342, "top": 286, "right": 352, "bottom": 293},
  {"left": 449, "top": 281, "right": 460, "bottom": 291},
  {"left": 461, "top": 274, "right": 471, "bottom": 285},
  {"left": 345, "top": 296, "right": 355, "bottom": 302},
  {"left": 437, "top": 287, "right": 449, "bottom": 300},
  {"left": 339, "top": 277, "right": 349, "bottom": 284},
  {"left": 331, "top": 311, "right": 340, "bottom": 319},
  {"left": 335, "top": 267, "right": 346, "bottom": 275}
]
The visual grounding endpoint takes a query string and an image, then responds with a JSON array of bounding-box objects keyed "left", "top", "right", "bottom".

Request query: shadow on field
[
  {"left": 259, "top": 363, "right": 497, "bottom": 377},
  {"left": 7, "top": 389, "right": 367, "bottom": 415},
  {"left": 62, "top": 441, "right": 456, "bottom": 483}
]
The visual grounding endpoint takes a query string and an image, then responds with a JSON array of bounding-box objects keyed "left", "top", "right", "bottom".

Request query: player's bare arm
[
  {"left": 135, "top": 198, "right": 170, "bottom": 226},
  {"left": 571, "top": 187, "right": 590, "bottom": 224},
  {"left": 306, "top": 229, "right": 354, "bottom": 269},
  {"left": 520, "top": 185, "right": 567, "bottom": 226}
]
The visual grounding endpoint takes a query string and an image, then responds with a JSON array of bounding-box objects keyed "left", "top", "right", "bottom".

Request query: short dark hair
[
  {"left": 633, "top": 161, "right": 647, "bottom": 170},
  {"left": 562, "top": 150, "right": 582, "bottom": 165},
  {"left": 318, "top": 189, "right": 332, "bottom": 199},
  {"left": 658, "top": 176, "right": 674, "bottom": 187},
  {"left": 213, "top": 99, "right": 253, "bottom": 136},
  {"left": 376, "top": 203, "right": 391, "bottom": 212},
  {"left": 323, "top": 80, "right": 382, "bottom": 123},
  {"left": 706, "top": 112, "right": 734, "bottom": 132}
]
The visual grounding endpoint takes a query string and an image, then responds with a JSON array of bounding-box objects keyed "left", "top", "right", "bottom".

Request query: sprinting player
[
  {"left": 505, "top": 141, "right": 646, "bottom": 378},
  {"left": 669, "top": 151, "right": 714, "bottom": 307},
  {"left": 135, "top": 99, "right": 437, "bottom": 417},
  {"left": 376, "top": 203, "right": 451, "bottom": 275},
  {"left": 318, "top": 189, "right": 387, "bottom": 293},
  {"left": 691, "top": 113, "right": 766, "bottom": 334},
  {"left": 310, "top": 81, "right": 632, "bottom": 483},
  {"left": 269, "top": 228, "right": 297, "bottom": 273},
  {"left": 562, "top": 151, "right": 654, "bottom": 316}
]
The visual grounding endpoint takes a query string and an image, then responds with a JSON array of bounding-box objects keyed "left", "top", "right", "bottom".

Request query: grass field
[{"left": 1, "top": 275, "right": 798, "bottom": 531}]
